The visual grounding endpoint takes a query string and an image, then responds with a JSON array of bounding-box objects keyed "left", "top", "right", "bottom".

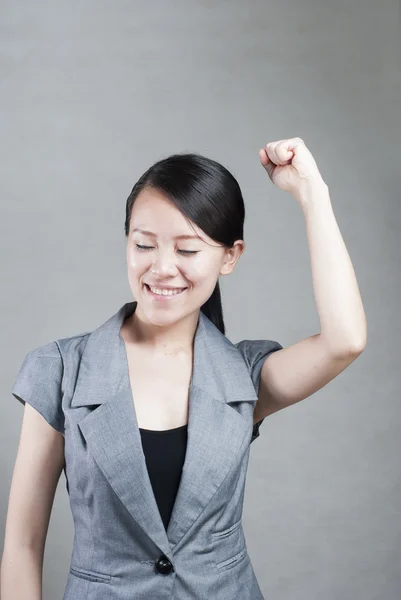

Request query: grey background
[{"left": 1, "top": 1, "right": 400, "bottom": 598}]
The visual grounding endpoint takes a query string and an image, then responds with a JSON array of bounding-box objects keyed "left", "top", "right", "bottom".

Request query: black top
[
  {"left": 140, "top": 419, "right": 262, "bottom": 531},
  {"left": 139, "top": 424, "right": 188, "bottom": 531}
]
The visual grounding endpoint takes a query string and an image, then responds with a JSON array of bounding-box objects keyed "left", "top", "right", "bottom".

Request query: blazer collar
[
  {"left": 72, "top": 301, "right": 258, "bottom": 406},
  {"left": 71, "top": 301, "right": 257, "bottom": 558}
]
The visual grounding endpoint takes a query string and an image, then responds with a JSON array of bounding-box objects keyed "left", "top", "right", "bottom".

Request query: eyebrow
[{"left": 132, "top": 228, "right": 201, "bottom": 240}]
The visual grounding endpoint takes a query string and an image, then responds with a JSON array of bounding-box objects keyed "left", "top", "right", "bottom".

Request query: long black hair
[{"left": 124, "top": 152, "right": 246, "bottom": 335}]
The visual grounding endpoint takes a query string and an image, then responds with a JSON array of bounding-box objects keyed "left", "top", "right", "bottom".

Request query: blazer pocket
[
  {"left": 214, "top": 546, "right": 249, "bottom": 571},
  {"left": 70, "top": 565, "right": 111, "bottom": 584},
  {"left": 211, "top": 517, "right": 249, "bottom": 571}
]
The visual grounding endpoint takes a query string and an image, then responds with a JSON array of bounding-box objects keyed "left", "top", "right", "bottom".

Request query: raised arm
[{"left": 254, "top": 138, "right": 366, "bottom": 421}]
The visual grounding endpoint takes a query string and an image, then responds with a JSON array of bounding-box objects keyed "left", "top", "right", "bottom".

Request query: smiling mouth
[{"left": 144, "top": 283, "right": 188, "bottom": 297}]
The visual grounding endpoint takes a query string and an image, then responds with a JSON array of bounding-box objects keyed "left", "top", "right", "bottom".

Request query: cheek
[
  {"left": 127, "top": 247, "right": 147, "bottom": 271},
  {"left": 191, "top": 255, "right": 221, "bottom": 279},
  {"left": 181, "top": 259, "right": 208, "bottom": 282}
]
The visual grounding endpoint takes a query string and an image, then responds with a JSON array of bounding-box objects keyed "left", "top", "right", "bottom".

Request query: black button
[{"left": 155, "top": 554, "right": 174, "bottom": 574}]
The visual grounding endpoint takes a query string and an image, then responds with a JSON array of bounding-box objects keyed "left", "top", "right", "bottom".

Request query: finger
[
  {"left": 259, "top": 148, "right": 275, "bottom": 179},
  {"left": 258, "top": 148, "right": 269, "bottom": 166},
  {"left": 265, "top": 140, "right": 287, "bottom": 165},
  {"left": 276, "top": 141, "right": 294, "bottom": 163}
]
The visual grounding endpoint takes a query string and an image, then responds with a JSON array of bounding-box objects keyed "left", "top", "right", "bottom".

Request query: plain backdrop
[{"left": 1, "top": 1, "right": 400, "bottom": 598}]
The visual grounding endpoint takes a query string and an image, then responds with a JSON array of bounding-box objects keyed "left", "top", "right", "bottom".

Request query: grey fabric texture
[
  {"left": 235, "top": 339, "right": 283, "bottom": 443},
  {"left": 12, "top": 341, "right": 65, "bottom": 434},
  {"left": 11, "top": 302, "right": 282, "bottom": 599}
]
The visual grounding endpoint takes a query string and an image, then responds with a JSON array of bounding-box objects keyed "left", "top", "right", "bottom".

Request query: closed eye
[{"left": 135, "top": 244, "right": 199, "bottom": 255}]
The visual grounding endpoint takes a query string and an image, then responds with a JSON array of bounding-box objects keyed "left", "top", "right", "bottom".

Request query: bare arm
[
  {"left": 1, "top": 403, "right": 65, "bottom": 599},
  {"left": 254, "top": 183, "right": 366, "bottom": 421}
]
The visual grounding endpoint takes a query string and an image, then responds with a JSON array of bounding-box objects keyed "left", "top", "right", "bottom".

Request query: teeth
[{"left": 149, "top": 286, "right": 186, "bottom": 296}]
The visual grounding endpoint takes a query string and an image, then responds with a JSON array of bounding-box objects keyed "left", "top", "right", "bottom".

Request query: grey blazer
[{"left": 12, "top": 301, "right": 282, "bottom": 600}]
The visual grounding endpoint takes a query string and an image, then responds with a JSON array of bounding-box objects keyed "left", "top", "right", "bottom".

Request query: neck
[{"left": 123, "top": 306, "right": 199, "bottom": 355}]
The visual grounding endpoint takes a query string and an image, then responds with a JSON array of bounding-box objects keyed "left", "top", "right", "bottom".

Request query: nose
[{"left": 150, "top": 251, "right": 179, "bottom": 276}]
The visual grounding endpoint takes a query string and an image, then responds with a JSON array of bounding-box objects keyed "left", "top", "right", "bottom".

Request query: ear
[{"left": 220, "top": 240, "right": 245, "bottom": 275}]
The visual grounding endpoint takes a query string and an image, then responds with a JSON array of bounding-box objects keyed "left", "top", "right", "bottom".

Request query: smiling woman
[
  {"left": 123, "top": 152, "right": 248, "bottom": 335},
  {"left": 5, "top": 150, "right": 283, "bottom": 600}
]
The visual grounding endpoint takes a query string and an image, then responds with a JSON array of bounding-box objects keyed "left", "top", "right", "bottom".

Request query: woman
[{"left": 1, "top": 137, "right": 367, "bottom": 599}]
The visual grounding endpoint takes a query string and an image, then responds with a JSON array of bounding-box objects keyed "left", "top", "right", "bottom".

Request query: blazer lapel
[{"left": 71, "top": 301, "right": 258, "bottom": 559}]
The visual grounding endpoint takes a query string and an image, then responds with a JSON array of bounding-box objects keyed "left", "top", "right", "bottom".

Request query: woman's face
[{"left": 126, "top": 187, "right": 243, "bottom": 326}]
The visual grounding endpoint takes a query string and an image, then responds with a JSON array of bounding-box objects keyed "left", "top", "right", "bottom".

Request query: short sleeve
[
  {"left": 11, "top": 341, "right": 65, "bottom": 435},
  {"left": 235, "top": 338, "right": 283, "bottom": 443}
]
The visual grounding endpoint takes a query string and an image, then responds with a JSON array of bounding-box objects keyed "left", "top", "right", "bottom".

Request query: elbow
[
  {"left": 348, "top": 329, "right": 368, "bottom": 356},
  {"left": 336, "top": 336, "right": 367, "bottom": 359},
  {"left": 322, "top": 333, "right": 367, "bottom": 359},
  {"left": 322, "top": 324, "right": 367, "bottom": 358}
]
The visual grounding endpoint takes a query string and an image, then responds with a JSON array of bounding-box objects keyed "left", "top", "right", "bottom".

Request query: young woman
[{"left": 1, "top": 137, "right": 367, "bottom": 599}]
